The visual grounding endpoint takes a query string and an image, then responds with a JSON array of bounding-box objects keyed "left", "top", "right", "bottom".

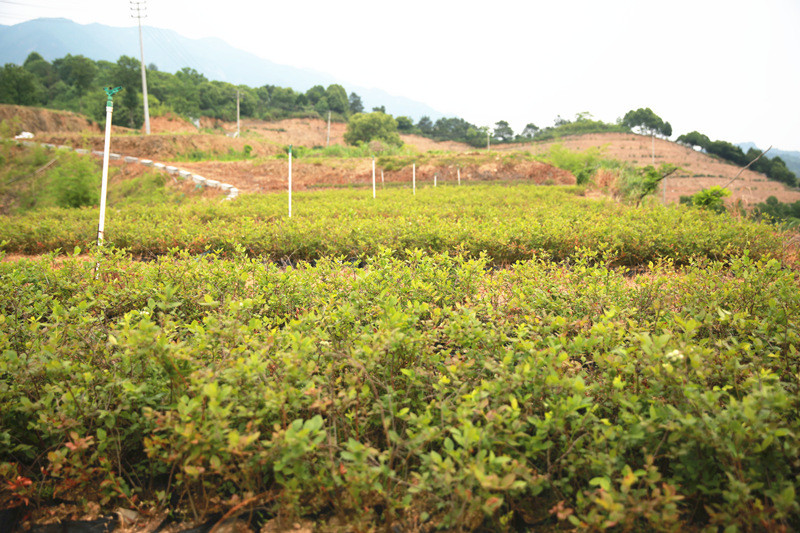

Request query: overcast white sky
[{"left": 2, "top": 0, "right": 799, "bottom": 151}]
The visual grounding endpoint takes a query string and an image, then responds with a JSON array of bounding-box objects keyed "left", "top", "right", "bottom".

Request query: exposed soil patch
[
  {"left": 149, "top": 112, "right": 199, "bottom": 133},
  {"left": 35, "top": 131, "right": 281, "bottom": 160},
  {"left": 7, "top": 105, "right": 798, "bottom": 204},
  {"left": 175, "top": 157, "right": 574, "bottom": 193},
  {"left": 0, "top": 104, "right": 100, "bottom": 134},
  {"left": 506, "top": 132, "right": 800, "bottom": 206}
]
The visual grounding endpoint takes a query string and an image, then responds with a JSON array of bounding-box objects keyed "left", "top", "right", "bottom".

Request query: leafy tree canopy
[
  {"left": 691, "top": 186, "right": 731, "bottom": 213},
  {"left": 417, "top": 116, "right": 433, "bottom": 135},
  {"left": 325, "top": 84, "right": 348, "bottom": 115},
  {"left": 348, "top": 92, "right": 363, "bottom": 114},
  {"left": 305, "top": 85, "right": 325, "bottom": 105},
  {"left": 0, "top": 64, "right": 39, "bottom": 105},
  {"left": 52, "top": 54, "right": 96, "bottom": 112},
  {"left": 343, "top": 112, "right": 402, "bottom": 147},
  {"left": 622, "top": 107, "right": 671, "bottom": 137},
  {"left": 493, "top": 120, "right": 514, "bottom": 142},
  {"left": 396, "top": 116, "right": 414, "bottom": 132},
  {"left": 520, "top": 123, "right": 539, "bottom": 139},
  {"left": 676, "top": 131, "right": 710, "bottom": 149}
]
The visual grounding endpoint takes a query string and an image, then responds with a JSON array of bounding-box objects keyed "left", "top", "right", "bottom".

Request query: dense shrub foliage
[
  {"left": 754, "top": 196, "right": 800, "bottom": 227},
  {"left": 0, "top": 184, "right": 784, "bottom": 265},
  {"left": 1, "top": 181, "right": 798, "bottom": 529},
  {"left": 1, "top": 247, "right": 798, "bottom": 530}
]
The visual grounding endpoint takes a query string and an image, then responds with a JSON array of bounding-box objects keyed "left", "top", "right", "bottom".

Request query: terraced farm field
[{"left": 2, "top": 179, "right": 799, "bottom": 531}]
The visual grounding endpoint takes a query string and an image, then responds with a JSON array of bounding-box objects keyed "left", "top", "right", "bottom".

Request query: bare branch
[
  {"left": 636, "top": 166, "right": 678, "bottom": 207},
  {"left": 721, "top": 146, "right": 772, "bottom": 189}
]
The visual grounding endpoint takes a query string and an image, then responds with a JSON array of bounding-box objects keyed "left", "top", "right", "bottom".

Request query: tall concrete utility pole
[
  {"left": 130, "top": 0, "right": 151, "bottom": 134},
  {"left": 327, "top": 111, "right": 331, "bottom": 146},
  {"left": 236, "top": 90, "right": 240, "bottom": 138}
]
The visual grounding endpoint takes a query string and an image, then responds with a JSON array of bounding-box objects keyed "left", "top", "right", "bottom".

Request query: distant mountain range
[
  {"left": 737, "top": 142, "right": 800, "bottom": 179},
  {"left": 0, "top": 18, "right": 446, "bottom": 121}
]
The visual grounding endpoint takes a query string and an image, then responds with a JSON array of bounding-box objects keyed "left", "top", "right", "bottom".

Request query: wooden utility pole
[
  {"left": 130, "top": 1, "right": 151, "bottom": 134},
  {"left": 651, "top": 133, "right": 655, "bottom": 166}
]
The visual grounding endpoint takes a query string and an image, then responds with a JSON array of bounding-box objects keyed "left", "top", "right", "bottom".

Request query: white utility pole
[
  {"left": 130, "top": 1, "right": 151, "bottom": 134},
  {"left": 457, "top": 167, "right": 461, "bottom": 185},
  {"left": 413, "top": 163, "right": 416, "bottom": 195},
  {"left": 288, "top": 145, "right": 293, "bottom": 218},
  {"left": 487, "top": 129, "right": 491, "bottom": 151},
  {"left": 236, "top": 90, "right": 240, "bottom": 138},
  {"left": 327, "top": 111, "right": 331, "bottom": 146}
]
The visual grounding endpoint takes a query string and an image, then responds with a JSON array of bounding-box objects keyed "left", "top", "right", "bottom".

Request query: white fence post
[{"left": 97, "top": 87, "right": 121, "bottom": 248}]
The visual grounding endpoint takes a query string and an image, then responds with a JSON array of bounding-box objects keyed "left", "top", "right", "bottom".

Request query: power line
[{"left": 149, "top": 26, "right": 201, "bottom": 74}]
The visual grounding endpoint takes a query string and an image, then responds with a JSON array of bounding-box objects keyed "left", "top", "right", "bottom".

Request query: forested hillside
[{"left": 1, "top": 52, "right": 796, "bottom": 187}]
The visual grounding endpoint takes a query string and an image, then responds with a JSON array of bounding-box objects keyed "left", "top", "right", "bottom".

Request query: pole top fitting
[{"left": 104, "top": 86, "right": 122, "bottom": 107}]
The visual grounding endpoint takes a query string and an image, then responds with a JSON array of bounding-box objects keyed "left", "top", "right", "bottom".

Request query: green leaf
[{"left": 589, "top": 477, "right": 611, "bottom": 491}]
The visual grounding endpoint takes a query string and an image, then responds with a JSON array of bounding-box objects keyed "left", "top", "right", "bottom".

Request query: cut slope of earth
[
  {"left": 5, "top": 105, "right": 798, "bottom": 204},
  {"left": 0, "top": 104, "right": 100, "bottom": 134},
  {"left": 506, "top": 132, "right": 800, "bottom": 206}
]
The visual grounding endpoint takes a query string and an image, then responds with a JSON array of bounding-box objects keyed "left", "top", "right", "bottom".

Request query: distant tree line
[
  {"left": 397, "top": 112, "right": 632, "bottom": 148},
  {"left": 3, "top": 53, "right": 796, "bottom": 188},
  {"left": 0, "top": 53, "right": 632, "bottom": 148},
  {"left": 0, "top": 52, "right": 367, "bottom": 128},
  {"left": 677, "top": 131, "right": 797, "bottom": 187},
  {"left": 532, "top": 112, "right": 632, "bottom": 141}
]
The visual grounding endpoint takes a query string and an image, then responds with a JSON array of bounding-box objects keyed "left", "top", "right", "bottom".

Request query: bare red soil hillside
[
  {"left": 502, "top": 133, "right": 800, "bottom": 207},
  {"left": 0, "top": 105, "right": 100, "bottom": 134},
  {"left": 4, "top": 105, "right": 797, "bottom": 205}
]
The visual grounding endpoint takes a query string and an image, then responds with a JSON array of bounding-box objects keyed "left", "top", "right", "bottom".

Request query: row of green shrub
[
  {"left": 1, "top": 249, "right": 798, "bottom": 530},
  {"left": 0, "top": 183, "right": 784, "bottom": 266}
]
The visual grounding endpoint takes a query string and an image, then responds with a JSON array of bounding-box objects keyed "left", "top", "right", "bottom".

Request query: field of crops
[
  {"left": 0, "top": 184, "right": 785, "bottom": 266},
  {"left": 1, "top": 184, "right": 799, "bottom": 531}
]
